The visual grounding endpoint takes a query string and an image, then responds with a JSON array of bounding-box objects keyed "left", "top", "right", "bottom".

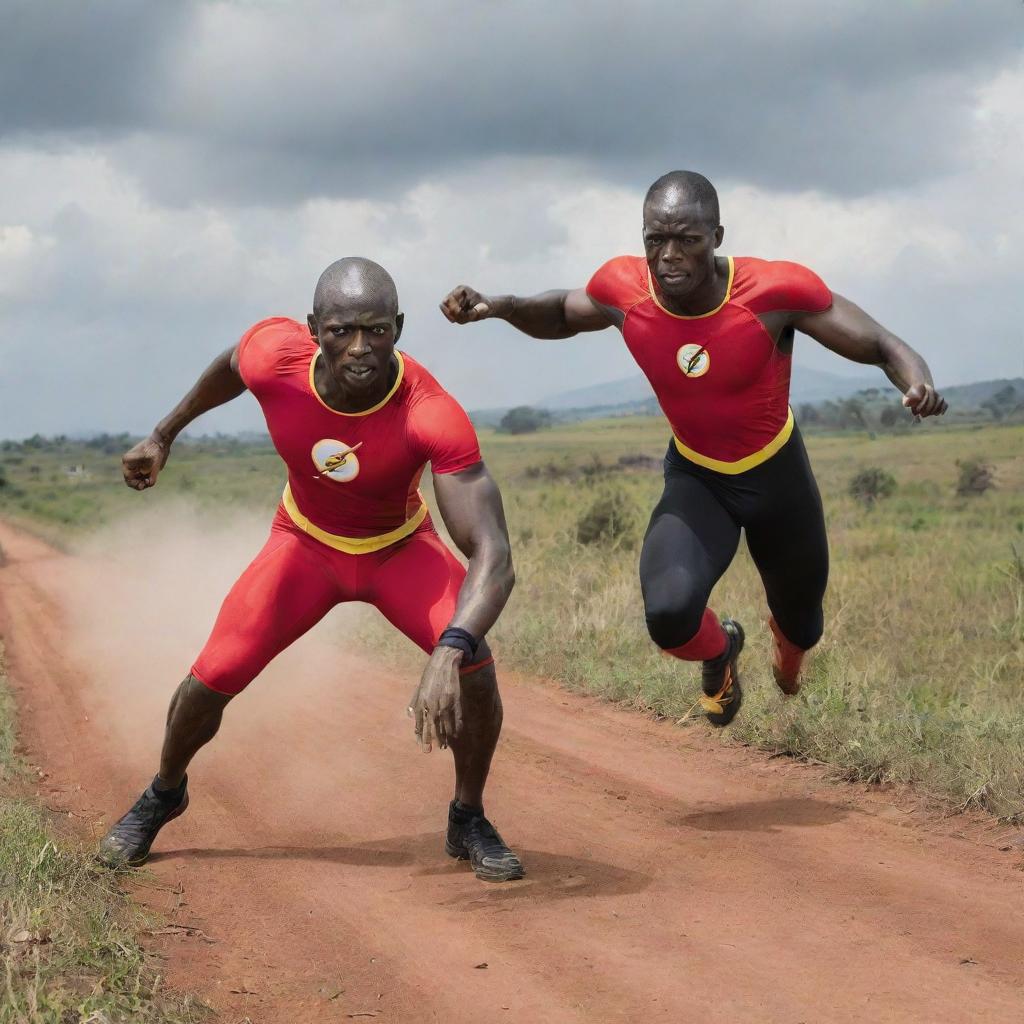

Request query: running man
[
  {"left": 441, "top": 171, "right": 946, "bottom": 726},
  {"left": 98, "top": 258, "right": 524, "bottom": 882}
]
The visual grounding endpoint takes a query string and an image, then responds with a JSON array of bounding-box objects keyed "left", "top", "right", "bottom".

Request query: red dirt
[{"left": 2, "top": 517, "right": 1024, "bottom": 1023}]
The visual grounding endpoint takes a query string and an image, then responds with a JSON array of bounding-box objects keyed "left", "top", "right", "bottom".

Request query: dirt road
[{"left": 2, "top": 517, "right": 1024, "bottom": 1023}]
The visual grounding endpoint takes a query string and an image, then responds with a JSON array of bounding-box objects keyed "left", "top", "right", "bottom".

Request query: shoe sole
[{"left": 445, "top": 840, "right": 525, "bottom": 882}]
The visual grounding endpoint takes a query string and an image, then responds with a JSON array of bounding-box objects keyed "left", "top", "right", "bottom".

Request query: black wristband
[{"left": 436, "top": 626, "right": 479, "bottom": 660}]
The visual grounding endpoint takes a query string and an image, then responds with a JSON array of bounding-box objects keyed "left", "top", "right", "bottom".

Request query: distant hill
[
  {"left": 469, "top": 375, "right": 1024, "bottom": 429},
  {"left": 940, "top": 378, "right": 1023, "bottom": 408}
]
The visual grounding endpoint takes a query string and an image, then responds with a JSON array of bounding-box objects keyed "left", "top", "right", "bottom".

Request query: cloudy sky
[{"left": 1, "top": 0, "right": 1021, "bottom": 437}]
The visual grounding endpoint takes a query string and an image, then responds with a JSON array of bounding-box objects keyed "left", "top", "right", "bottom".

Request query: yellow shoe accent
[{"left": 699, "top": 672, "right": 734, "bottom": 715}]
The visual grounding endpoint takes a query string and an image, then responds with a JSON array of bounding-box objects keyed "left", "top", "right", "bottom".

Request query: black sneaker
[
  {"left": 445, "top": 800, "right": 525, "bottom": 882},
  {"left": 96, "top": 776, "right": 189, "bottom": 867},
  {"left": 699, "top": 619, "right": 744, "bottom": 728}
]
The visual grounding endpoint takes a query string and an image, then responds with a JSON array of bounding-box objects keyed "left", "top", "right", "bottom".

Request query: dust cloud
[{"left": 34, "top": 502, "right": 418, "bottom": 800}]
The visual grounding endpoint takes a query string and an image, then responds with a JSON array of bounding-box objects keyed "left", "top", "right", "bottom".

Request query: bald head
[
  {"left": 312, "top": 257, "right": 399, "bottom": 320},
  {"left": 644, "top": 170, "right": 720, "bottom": 229}
]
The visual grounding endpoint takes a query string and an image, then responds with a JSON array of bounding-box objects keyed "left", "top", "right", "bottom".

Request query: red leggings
[{"left": 191, "top": 507, "right": 490, "bottom": 695}]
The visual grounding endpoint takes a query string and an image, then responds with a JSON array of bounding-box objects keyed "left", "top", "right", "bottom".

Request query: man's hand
[
  {"left": 407, "top": 646, "right": 465, "bottom": 752},
  {"left": 902, "top": 382, "right": 948, "bottom": 419},
  {"left": 122, "top": 433, "right": 170, "bottom": 490},
  {"left": 440, "top": 286, "right": 506, "bottom": 324}
]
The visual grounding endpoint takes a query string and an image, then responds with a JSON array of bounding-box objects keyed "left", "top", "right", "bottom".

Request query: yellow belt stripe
[
  {"left": 673, "top": 407, "right": 794, "bottom": 475},
  {"left": 282, "top": 483, "right": 428, "bottom": 554}
]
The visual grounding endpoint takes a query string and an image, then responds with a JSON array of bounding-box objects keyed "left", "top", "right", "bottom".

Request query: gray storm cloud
[
  {"left": 0, "top": 1, "right": 1022, "bottom": 438},
  {"left": 3, "top": 1, "right": 1021, "bottom": 201}
]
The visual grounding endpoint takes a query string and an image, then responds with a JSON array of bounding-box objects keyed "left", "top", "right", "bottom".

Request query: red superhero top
[
  {"left": 587, "top": 256, "right": 832, "bottom": 473},
  {"left": 238, "top": 317, "right": 481, "bottom": 552}
]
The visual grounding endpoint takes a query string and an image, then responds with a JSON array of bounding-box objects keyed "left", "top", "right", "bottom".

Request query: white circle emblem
[
  {"left": 677, "top": 343, "right": 710, "bottom": 378},
  {"left": 311, "top": 438, "right": 361, "bottom": 483}
]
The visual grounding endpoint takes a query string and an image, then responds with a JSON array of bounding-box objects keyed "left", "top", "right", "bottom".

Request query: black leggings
[{"left": 640, "top": 426, "right": 829, "bottom": 652}]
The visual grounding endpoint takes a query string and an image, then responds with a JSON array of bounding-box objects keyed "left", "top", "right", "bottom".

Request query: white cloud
[{"left": 2, "top": 50, "right": 1023, "bottom": 436}]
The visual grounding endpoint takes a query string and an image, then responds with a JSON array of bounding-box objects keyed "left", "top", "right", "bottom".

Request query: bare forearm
[
  {"left": 449, "top": 546, "right": 515, "bottom": 640},
  {"left": 154, "top": 348, "right": 246, "bottom": 443},
  {"left": 485, "top": 291, "right": 578, "bottom": 339},
  {"left": 875, "top": 334, "right": 933, "bottom": 394}
]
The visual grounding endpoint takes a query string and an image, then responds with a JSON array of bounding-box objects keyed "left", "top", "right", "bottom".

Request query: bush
[
  {"left": 498, "top": 406, "right": 552, "bottom": 435},
  {"left": 576, "top": 489, "right": 634, "bottom": 546},
  {"left": 956, "top": 458, "right": 995, "bottom": 497},
  {"left": 848, "top": 467, "right": 897, "bottom": 508}
]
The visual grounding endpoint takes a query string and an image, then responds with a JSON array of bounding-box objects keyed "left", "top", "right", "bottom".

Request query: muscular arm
[
  {"left": 793, "top": 294, "right": 948, "bottom": 417},
  {"left": 432, "top": 461, "right": 515, "bottom": 639},
  {"left": 407, "top": 461, "right": 514, "bottom": 751},
  {"left": 440, "top": 285, "right": 618, "bottom": 339},
  {"left": 153, "top": 345, "right": 247, "bottom": 444},
  {"left": 122, "top": 346, "right": 248, "bottom": 489}
]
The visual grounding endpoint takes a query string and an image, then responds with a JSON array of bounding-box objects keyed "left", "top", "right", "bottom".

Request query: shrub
[
  {"left": 498, "top": 406, "right": 552, "bottom": 435},
  {"left": 956, "top": 458, "right": 995, "bottom": 497},
  {"left": 576, "top": 489, "right": 634, "bottom": 546},
  {"left": 848, "top": 467, "right": 897, "bottom": 508}
]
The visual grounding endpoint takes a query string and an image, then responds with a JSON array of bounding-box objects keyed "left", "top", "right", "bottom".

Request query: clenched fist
[
  {"left": 122, "top": 433, "right": 170, "bottom": 490},
  {"left": 901, "top": 382, "right": 948, "bottom": 419},
  {"left": 440, "top": 285, "right": 508, "bottom": 324}
]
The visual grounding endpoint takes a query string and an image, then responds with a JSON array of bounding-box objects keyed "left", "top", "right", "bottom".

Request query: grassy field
[
  {"left": 0, "top": 644, "right": 205, "bottom": 1023},
  {"left": 1, "top": 419, "right": 1023, "bottom": 821}
]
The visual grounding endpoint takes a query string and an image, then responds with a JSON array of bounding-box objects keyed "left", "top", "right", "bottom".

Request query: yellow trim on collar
[
  {"left": 282, "top": 482, "right": 427, "bottom": 554},
  {"left": 308, "top": 350, "right": 405, "bottom": 417},
  {"left": 673, "top": 407, "right": 794, "bottom": 475},
  {"left": 648, "top": 256, "right": 734, "bottom": 320}
]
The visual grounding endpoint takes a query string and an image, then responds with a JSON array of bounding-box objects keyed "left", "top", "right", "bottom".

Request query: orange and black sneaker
[
  {"left": 699, "top": 618, "right": 744, "bottom": 727},
  {"left": 768, "top": 616, "right": 804, "bottom": 696}
]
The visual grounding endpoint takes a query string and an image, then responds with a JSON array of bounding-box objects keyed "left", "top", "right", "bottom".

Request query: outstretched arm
[
  {"left": 408, "top": 461, "right": 515, "bottom": 751},
  {"left": 794, "top": 294, "right": 948, "bottom": 418},
  {"left": 440, "top": 285, "right": 618, "bottom": 339},
  {"left": 122, "top": 345, "right": 248, "bottom": 490}
]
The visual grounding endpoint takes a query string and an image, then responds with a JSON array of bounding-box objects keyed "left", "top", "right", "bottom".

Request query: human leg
[
  {"left": 639, "top": 464, "right": 740, "bottom": 660},
  {"left": 369, "top": 528, "right": 522, "bottom": 880},
  {"left": 639, "top": 459, "right": 748, "bottom": 724},
  {"left": 742, "top": 431, "right": 830, "bottom": 693},
  {"left": 98, "top": 519, "right": 340, "bottom": 865}
]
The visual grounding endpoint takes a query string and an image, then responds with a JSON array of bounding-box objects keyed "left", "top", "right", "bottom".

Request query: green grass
[
  {"left": 0, "top": 646, "right": 206, "bottom": 1023},
  {"left": 2, "top": 421, "right": 1024, "bottom": 818}
]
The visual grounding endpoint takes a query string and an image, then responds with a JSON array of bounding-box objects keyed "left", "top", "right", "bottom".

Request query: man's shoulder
[
  {"left": 586, "top": 255, "right": 649, "bottom": 311},
  {"left": 240, "top": 316, "right": 306, "bottom": 349},
  {"left": 398, "top": 352, "right": 479, "bottom": 466},
  {"left": 400, "top": 352, "right": 453, "bottom": 402},
  {"left": 238, "top": 319, "right": 307, "bottom": 368},
  {"left": 731, "top": 257, "right": 832, "bottom": 314}
]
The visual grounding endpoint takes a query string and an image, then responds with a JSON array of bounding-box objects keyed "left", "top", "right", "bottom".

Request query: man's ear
[
  {"left": 394, "top": 312, "right": 405, "bottom": 344},
  {"left": 714, "top": 225, "right": 725, "bottom": 248},
  {"left": 307, "top": 313, "right": 318, "bottom": 339}
]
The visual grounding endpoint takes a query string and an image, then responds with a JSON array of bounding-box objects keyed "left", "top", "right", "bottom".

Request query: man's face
[
  {"left": 307, "top": 302, "right": 403, "bottom": 396},
  {"left": 642, "top": 201, "right": 724, "bottom": 300}
]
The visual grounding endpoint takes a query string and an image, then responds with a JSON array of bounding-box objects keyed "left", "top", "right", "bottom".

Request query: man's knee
[
  {"left": 189, "top": 656, "right": 254, "bottom": 699},
  {"left": 772, "top": 607, "right": 824, "bottom": 652},
  {"left": 643, "top": 581, "right": 707, "bottom": 650}
]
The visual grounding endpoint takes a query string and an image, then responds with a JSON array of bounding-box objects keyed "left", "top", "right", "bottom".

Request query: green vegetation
[
  {"left": 0, "top": 647, "right": 205, "bottom": 1023},
  {"left": 848, "top": 466, "right": 897, "bottom": 508},
  {"left": 1, "top": 421, "right": 1023, "bottom": 819},
  {"left": 498, "top": 406, "right": 553, "bottom": 434}
]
